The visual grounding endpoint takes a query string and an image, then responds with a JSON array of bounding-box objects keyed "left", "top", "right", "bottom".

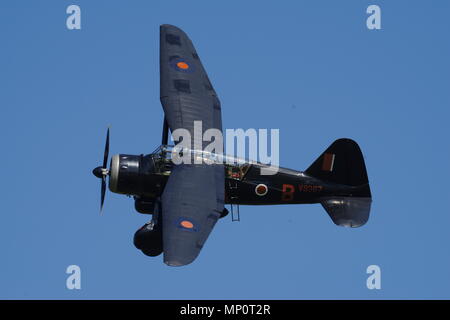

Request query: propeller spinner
[{"left": 92, "top": 128, "right": 110, "bottom": 212}]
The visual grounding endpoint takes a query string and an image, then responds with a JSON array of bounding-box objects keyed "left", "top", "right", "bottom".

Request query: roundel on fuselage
[{"left": 255, "top": 184, "right": 268, "bottom": 196}]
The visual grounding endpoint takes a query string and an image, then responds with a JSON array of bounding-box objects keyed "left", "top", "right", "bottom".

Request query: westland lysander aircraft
[{"left": 92, "top": 25, "right": 372, "bottom": 266}]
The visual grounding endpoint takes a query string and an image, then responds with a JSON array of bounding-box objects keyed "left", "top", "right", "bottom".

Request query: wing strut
[{"left": 161, "top": 117, "right": 169, "bottom": 145}]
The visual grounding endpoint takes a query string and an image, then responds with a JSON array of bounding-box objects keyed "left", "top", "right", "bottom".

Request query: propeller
[{"left": 92, "top": 128, "right": 110, "bottom": 212}]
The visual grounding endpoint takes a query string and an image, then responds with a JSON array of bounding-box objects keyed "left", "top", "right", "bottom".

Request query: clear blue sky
[{"left": 1, "top": 0, "right": 449, "bottom": 299}]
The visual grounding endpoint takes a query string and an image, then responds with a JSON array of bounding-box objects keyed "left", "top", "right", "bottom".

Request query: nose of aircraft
[{"left": 92, "top": 166, "right": 103, "bottom": 179}]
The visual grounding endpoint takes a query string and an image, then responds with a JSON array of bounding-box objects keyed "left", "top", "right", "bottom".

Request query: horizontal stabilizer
[{"left": 321, "top": 197, "right": 371, "bottom": 228}]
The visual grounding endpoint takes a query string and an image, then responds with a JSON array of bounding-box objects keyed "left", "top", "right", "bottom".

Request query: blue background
[{"left": 1, "top": 0, "right": 449, "bottom": 299}]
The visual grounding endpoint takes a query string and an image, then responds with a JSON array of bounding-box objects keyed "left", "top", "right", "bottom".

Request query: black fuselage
[
  {"left": 107, "top": 149, "right": 369, "bottom": 213},
  {"left": 223, "top": 164, "right": 369, "bottom": 205}
]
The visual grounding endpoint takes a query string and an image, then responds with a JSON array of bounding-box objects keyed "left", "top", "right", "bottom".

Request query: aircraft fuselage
[{"left": 107, "top": 146, "right": 369, "bottom": 213}]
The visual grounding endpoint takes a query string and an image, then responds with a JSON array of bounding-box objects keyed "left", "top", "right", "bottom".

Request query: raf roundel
[
  {"left": 170, "top": 58, "right": 195, "bottom": 73},
  {"left": 176, "top": 61, "right": 189, "bottom": 70},
  {"left": 255, "top": 184, "right": 268, "bottom": 196},
  {"left": 180, "top": 220, "right": 194, "bottom": 229},
  {"left": 176, "top": 217, "right": 199, "bottom": 232}
]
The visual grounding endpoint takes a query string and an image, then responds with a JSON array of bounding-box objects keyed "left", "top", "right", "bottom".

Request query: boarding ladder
[{"left": 228, "top": 179, "right": 240, "bottom": 222}]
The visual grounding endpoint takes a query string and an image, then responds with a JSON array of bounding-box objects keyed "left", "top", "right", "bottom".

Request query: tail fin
[
  {"left": 305, "top": 138, "right": 370, "bottom": 190},
  {"left": 305, "top": 138, "right": 372, "bottom": 227}
]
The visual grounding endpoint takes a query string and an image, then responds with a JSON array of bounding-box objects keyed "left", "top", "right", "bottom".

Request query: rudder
[{"left": 305, "top": 138, "right": 370, "bottom": 191}]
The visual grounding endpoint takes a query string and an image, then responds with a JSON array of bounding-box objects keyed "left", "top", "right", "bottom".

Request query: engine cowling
[{"left": 109, "top": 154, "right": 161, "bottom": 196}]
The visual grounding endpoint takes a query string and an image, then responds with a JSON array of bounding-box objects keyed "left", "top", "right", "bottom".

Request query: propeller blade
[
  {"left": 93, "top": 127, "right": 110, "bottom": 213},
  {"left": 100, "top": 177, "right": 106, "bottom": 213},
  {"left": 102, "top": 128, "right": 110, "bottom": 169}
]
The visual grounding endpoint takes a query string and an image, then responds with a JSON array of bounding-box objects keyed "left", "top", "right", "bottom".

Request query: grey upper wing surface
[
  {"left": 159, "top": 24, "right": 224, "bottom": 266},
  {"left": 161, "top": 164, "right": 223, "bottom": 266},
  {"left": 160, "top": 24, "right": 222, "bottom": 142}
]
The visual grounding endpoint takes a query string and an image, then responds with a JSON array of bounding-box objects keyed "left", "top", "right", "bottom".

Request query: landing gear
[
  {"left": 133, "top": 199, "right": 163, "bottom": 257},
  {"left": 133, "top": 221, "right": 163, "bottom": 256}
]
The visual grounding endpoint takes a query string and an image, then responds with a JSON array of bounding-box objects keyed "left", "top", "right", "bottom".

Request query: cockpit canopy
[{"left": 150, "top": 145, "right": 253, "bottom": 180}]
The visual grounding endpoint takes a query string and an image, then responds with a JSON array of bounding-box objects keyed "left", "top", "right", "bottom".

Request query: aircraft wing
[
  {"left": 161, "top": 164, "right": 223, "bottom": 266},
  {"left": 159, "top": 24, "right": 224, "bottom": 266},
  {"left": 160, "top": 24, "right": 222, "bottom": 139}
]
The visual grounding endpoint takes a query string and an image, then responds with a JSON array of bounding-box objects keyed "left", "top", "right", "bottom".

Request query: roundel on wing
[
  {"left": 255, "top": 184, "right": 268, "bottom": 196},
  {"left": 176, "top": 217, "right": 199, "bottom": 232},
  {"left": 180, "top": 220, "right": 194, "bottom": 229},
  {"left": 176, "top": 61, "right": 189, "bottom": 70},
  {"left": 170, "top": 58, "right": 195, "bottom": 73}
]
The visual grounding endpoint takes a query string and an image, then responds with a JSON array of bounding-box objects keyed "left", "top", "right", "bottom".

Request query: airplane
[{"left": 92, "top": 24, "right": 372, "bottom": 267}]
